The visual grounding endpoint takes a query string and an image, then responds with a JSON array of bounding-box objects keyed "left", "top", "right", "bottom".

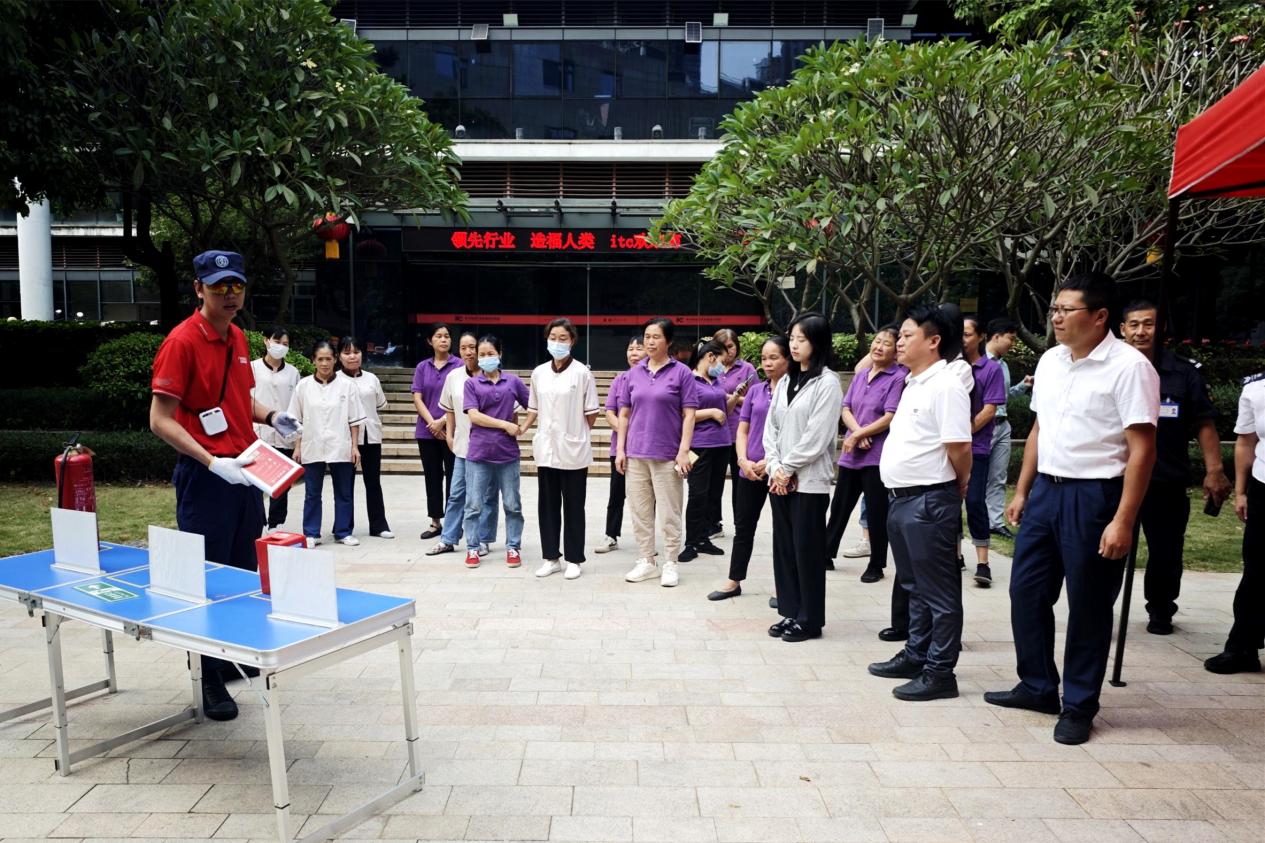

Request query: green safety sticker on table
[{"left": 72, "top": 582, "right": 139, "bottom": 603}]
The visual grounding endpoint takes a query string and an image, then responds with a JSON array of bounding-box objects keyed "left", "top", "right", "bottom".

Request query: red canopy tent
[{"left": 1111, "top": 65, "right": 1265, "bottom": 688}]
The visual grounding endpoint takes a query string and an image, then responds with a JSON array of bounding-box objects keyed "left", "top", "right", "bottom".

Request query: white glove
[
  {"left": 209, "top": 454, "right": 256, "bottom": 486},
  {"left": 272, "top": 411, "right": 302, "bottom": 437}
]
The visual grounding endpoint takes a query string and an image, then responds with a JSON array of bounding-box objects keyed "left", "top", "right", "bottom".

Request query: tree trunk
[
  {"left": 121, "top": 189, "right": 182, "bottom": 330},
  {"left": 267, "top": 225, "right": 297, "bottom": 325}
]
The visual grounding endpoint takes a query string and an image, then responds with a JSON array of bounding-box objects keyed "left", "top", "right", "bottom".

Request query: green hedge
[
  {"left": 0, "top": 321, "right": 163, "bottom": 388},
  {"left": 1, "top": 388, "right": 146, "bottom": 431},
  {"left": 738, "top": 330, "right": 862, "bottom": 375},
  {"left": 0, "top": 430, "right": 177, "bottom": 483}
]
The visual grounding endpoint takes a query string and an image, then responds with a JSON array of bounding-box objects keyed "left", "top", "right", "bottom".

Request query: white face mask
[
  {"left": 267, "top": 342, "right": 288, "bottom": 361},
  {"left": 547, "top": 340, "right": 571, "bottom": 360}
]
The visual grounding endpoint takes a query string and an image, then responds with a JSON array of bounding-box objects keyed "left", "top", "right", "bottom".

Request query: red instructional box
[{"left": 255, "top": 531, "right": 307, "bottom": 595}]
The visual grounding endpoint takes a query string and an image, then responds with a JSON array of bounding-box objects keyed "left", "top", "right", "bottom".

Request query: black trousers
[
  {"left": 1227, "top": 476, "right": 1265, "bottom": 653},
  {"left": 729, "top": 474, "right": 769, "bottom": 581},
  {"left": 1139, "top": 479, "right": 1190, "bottom": 622},
  {"left": 416, "top": 437, "right": 454, "bottom": 520},
  {"left": 604, "top": 454, "right": 625, "bottom": 539},
  {"left": 354, "top": 442, "right": 391, "bottom": 536},
  {"left": 889, "top": 574, "right": 910, "bottom": 633},
  {"left": 825, "top": 465, "right": 889, "bottom": 570},
  {"left": 538, "top": 466, "right": 588, "bottom": 563},
  {"left": 770, "top": 491, "right": 829, "bottom": 630},
  {"left": 266, "top": 446, "right": 294, "bottom": 529},
  {"left": 888, "top": 485, "right": 963, "bottom": 678},
  {"left": 685, "top": 446, "right": 729, "bottom": 547}
]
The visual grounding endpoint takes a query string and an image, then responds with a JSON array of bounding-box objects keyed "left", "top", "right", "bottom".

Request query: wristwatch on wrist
[{"left": 266, "top": 410, "right": 277, "bottom": 427}]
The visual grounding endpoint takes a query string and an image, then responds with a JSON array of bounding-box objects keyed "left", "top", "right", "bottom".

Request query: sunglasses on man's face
[{"left": 203, "top": 281, "right": 245, "bottom": 295}]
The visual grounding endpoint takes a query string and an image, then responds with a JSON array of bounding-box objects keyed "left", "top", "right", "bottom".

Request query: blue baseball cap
[{"left": 193, "top": 250, "right": 247, "bottom": 285}]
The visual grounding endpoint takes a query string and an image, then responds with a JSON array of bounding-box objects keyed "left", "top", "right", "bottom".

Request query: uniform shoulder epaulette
[
  {"left": 1176, "top": 355, "right": 1201, "bottom": 369},
  {"left": 1243, "top": 371, "right": 1265, "bottom": 386}
]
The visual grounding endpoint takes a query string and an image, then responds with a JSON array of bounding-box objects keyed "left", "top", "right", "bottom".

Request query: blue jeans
[
  {"left": 464, "top": 459, "right": 523, "bottom": 551},
  {"left": 303, "top": 461, "right": 354, "bottom": 540},
  {"left": 440, "top": 457, "right": 499, "bottom": 546}
]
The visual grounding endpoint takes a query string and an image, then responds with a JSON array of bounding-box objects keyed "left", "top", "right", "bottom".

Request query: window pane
[
  {"left": 461, "top": 42, "right": 512, "bottom": 97},
  {"left": 420, "top": 98, "right": 460, "bottom": 132},
  {"left": 668, "top": 42, "right": 718, "bottom": 97},
  {"left": 563, "top": 99, "right": 620, "bottom": 139},
  {"left": 719, "top": 41, "right": 773, "bottom": 97},
  {"left": 617, "top": 40, "right": 668, "bottom": 98},
  {"left": 459, "top": 99, "right": 512, "bottom": 138},
  {"left": 774, "top": 40, "right": 830, "bottom": 83},
  {"left": 513, "top": 43, "right": 563, "bottom": 96},
  {"left": 512, "top": 99, "right": 568, "bottom": 139},
  {"left": 369, "top": 40, "right": 407, "bottom": 84},
  {"left": 409, "top": 42, "right": 460, "bottom": 99},
  {"left": 563, "top": 40, "right": 617, "bottom": 98}
]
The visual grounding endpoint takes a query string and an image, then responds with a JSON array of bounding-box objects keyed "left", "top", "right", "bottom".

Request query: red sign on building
[{"left": 441, "top": 229, "right": 682, "bottom": 253}]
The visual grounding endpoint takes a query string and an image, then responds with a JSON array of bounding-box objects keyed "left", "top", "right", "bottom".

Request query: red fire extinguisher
[{"left": 54, "top": 434, "right": 96, "bottom": 513}]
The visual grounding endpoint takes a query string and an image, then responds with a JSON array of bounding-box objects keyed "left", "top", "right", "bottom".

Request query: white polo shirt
[
  {"left": 1234, "top": 372, "right": 1265, "bottom": 484},
  {"left": 1030, "top": 332, "right": 1159, "bottom": 479},
  {"left": 287, "top": 372, "right": 367, "bottom": 465},
  {"left": 529, "top": 359, "right": 600, "bottom": 471},
  {"left": 880, "top": 359, "right": 972, "bottom": 488},
  {"left": 439, "top": 365, "right": 478, "bottom": 459},
  {"left": 250, "top": 358, "right": 300, "bottom": 447},
  {"left": 345, "top": 369, "right": 388, "bottom": 446}
]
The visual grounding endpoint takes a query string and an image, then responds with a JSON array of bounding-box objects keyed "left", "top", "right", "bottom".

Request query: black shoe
[
  {"left": 878, "top": 627, "right": 908, "bottom": 642},
  {"left": 860, "top": 564, "right": 884, "bottom": 583},
  {"left": 781, "top": 622, "right": 822, "bottom": 642},
  {"left": 202, "top": 675, "right": 238, "bottom": 721},
  {"left": 677, "top": 545, "right": 700, "bottom": 562},
  {"left": 694, "top": 540, "right": 725, "bottom": 556},
  {"left": 958, "top": 555, "right": 966, "bottom": 570},
  {"left": 707, "top": 585, "right": 742, "bottom": 601},
  {"left": 768, "top": 596, "right": 778, "bottom": 610},
  {"left": 1146, "top": 616, "right": 1174, "bottom": 635},
  {"left": 1204, "top": 650, "right": 1262, "bottom": 675},
  {"left": 420, "top": 526, "right": 441, "bottom": 540},
  {"left": 893, "top": 671, "right": 959, "bottom": 701},
  {"left": 1053, "top": 711, "right": 1093, "bottom": 745},
  {"left": 768, "top": 617, "right": 794, "bottom": 638},
  {"left": 983, "top": 686, "right": 1061, "bottom": 715},
  {"left": 974, "top": 564, "right": 992, "bottom": 587},
  {"left": 824, "top": 559, "right": 836, "bottom": 571},
  {"left": 990, "top": 526, "right": 1015, "bottom": 540},
  {"left": 867, "top": 650, "right": 925, "bottom": 679}
]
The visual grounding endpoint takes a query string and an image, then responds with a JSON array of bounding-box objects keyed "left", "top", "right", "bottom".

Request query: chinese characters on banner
[{"left": 447, "top": 229, "right": 682, "bottom": 252}]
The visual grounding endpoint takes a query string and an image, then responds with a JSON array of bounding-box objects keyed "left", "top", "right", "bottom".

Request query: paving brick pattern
[{"left": 1, "top": 476, "right": 1260, "bottom": 842}]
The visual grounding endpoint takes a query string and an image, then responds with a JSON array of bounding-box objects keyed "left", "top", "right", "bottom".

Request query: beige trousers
[{"left": 625, "top": 458, "right": 684, "bottom": 562}]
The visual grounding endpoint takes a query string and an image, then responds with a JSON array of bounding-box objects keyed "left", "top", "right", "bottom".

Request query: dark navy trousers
[
  {"left": 1009, "top": 474, "right": 1125, "bottom": 717},
  {"left": 887, "top": 484, "right": 963, "bottom": 678}
]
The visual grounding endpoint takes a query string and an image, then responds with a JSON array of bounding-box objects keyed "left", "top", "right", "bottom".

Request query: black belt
[
  {"left": 890, "top": 480, "right": 956, "bottom": 498},
  {"left": 1040, "top": 473, "right": 1124, "bottom": 485}
]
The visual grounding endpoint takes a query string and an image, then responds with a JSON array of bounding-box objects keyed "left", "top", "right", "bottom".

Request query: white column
[{"left": 17, "top": 195, "right": 54, "bottom": 320}]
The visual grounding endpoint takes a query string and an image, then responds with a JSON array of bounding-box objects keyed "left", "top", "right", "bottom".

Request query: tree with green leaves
[
  {"left": 655, "top": 36, "right": 1126, "bottom": 339},
  {"left": 949, "top": 0, "right": 1262, "bottom": 44},
  {"left": 8, "top": 0, "right": 466, "bottom": 327}
]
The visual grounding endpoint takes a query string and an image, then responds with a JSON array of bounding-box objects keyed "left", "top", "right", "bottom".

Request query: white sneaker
[
  {"left": 564, "top": 562, "right": 582, "bottom": 580},
  {"left": 660, "top": 562, "right": 680, "bottom": 588},
  {"left": 308, "top": 537, "right": 321, "bottom": 547},
  {"left": 594, "top": 536, "right": 618, "bottom": 554},
  {"left": 841, "top": 539, "right": 870, "bottom": 559},
  {"left": 375, "top": 530, "right": 395, "bottom": 539},
  {"left": 478, "top": 542, "right": 491, "bottom": 557},
  {"left": 625, "top": 558, "right": 659, "bottom": 583},
  {"left": 535, "top": 559, "right": 563, "bottom": 578},
  {"left": 339, "top": 535, "right": 360, "bottom": 547}
]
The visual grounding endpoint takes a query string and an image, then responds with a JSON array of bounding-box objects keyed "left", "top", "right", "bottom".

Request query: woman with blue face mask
[
  {"left": 462, "top": 335, "right": 529, "bottom": 570},
  {"left": 680, "top": 338, "right": 734, "bottom": 562},
  {"left": 520, "top": 318, "right": 600, "bottom": 580}
]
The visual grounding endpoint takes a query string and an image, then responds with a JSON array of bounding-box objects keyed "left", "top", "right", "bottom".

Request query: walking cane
[{"left": 1109, "top": 523, "right": 1144, "bottom": 687}]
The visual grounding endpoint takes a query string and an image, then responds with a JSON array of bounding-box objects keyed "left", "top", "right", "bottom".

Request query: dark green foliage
[
  {"left": 1, "top": 387, "right": 144, "bottom": 431},
  {"left": 78, "top": 333, "right": 166, "bottom": 424},
  {"left": 0, "top": 430, "right": 176, "bottom": 483},
  {"left": 0, "top": 320, "right": 162, "bottom": 388}
]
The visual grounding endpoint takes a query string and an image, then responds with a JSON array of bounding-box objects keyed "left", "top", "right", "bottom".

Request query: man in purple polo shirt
[{"left": 964, "top": 317, "right": 1007, "bottom": 587}]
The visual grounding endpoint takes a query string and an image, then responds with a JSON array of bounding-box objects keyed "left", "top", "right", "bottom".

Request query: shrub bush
[
  {"left": 0, "top": 430, "right": 177, "bottom": 483},
  {"left": 79, "top": 333, "right": 167, "bottom": 424},
  {"left": 0, "top": 321, "right": 163, "bottom": 388},
  {"left": 243, "top": 331, "right": 315, "bottom": 376},
  {"left": 0, "top": 387, "right": 146, "bottom": 431}
]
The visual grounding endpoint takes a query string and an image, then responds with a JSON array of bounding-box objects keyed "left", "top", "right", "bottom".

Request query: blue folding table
[{"left": 0, "top": 543, "right": 423, "bottom": 843}]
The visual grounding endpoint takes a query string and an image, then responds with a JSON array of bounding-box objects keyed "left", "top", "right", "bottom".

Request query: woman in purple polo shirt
[
  {"left": 680, "top": 338, "right": 735, "bottom": 562},
  {"left": 962, "top": 316, "right": 1007, "bottom": 588},
  {"left": 709, "top": 334, "right": 790, "bottom": 601},
  {"left": 595, "top": 337, "right": 645, "bottom": 555},
  {"left": 825, "top": 325, "right": 907, "bottom": 583},
  {"left": 713, "top": 328, "right": 757, "bottom": 538},
  {"left": 616, "top": 317, "right": 699, "bottom": 588},
  {"left": 412, "top": 323, "right": 461, "bottom": 540},
  {"left": 462, "top": 335, "right": 529, "bottom": 570}
]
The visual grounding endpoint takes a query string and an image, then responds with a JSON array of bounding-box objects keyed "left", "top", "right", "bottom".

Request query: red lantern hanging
[{"left": 312, "top": 212, "right": 351, "bottom": 259}]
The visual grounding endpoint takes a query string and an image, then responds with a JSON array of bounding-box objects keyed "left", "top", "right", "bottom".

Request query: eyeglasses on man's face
[
  {"left": 204, "top": 281, "right": 245, "bottom": 296},
  {"left": 1048, "top": 305, "right": 1090, "bottom": 319}
]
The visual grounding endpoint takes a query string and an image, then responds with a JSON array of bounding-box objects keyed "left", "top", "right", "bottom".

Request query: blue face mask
[
  {"left": 478, "top": 356, "right": 501, "bottom": 373},
  {"left": 547, "top": 340, "right": 571, "bottom": 360},
  {"left": 707, "top": 362, "right": 726, "bottom": 379}
]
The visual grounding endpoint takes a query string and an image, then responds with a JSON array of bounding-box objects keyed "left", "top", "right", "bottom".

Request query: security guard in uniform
[{"left": 1120, "top": 300, "right": 1231, "bottom": 635}]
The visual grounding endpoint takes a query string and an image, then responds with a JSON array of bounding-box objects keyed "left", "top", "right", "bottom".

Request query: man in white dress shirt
[{"left": 985, "top": 272, "right": 1159, "bottom": 745}]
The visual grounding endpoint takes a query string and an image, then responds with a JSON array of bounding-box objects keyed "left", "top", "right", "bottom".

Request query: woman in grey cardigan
[{"left": 764, "top": 313, "right": 844, "bottom": 642}]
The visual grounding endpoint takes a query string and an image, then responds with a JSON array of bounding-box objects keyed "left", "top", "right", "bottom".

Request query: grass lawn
[
  {"left": 0, "top": 483, "right": 176, "bottom": 557},
  {"left": 985, "top": 487, "right": 1244, "bottom": 574}
]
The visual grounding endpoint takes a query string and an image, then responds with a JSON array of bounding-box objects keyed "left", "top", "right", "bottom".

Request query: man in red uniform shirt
[{"left": 150, "top": 250, "right": 300, "bottom": 721}]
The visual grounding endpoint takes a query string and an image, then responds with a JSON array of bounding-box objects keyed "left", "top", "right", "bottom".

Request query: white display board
[
  {"left": 267, "top": 544, "right": 339, "bottom": 628},
  {"left": 146, "top": 525, "right": 207, "bottom": 603},
  {"left": 50, "top": 508, "right": 100, "bottom": 574}
]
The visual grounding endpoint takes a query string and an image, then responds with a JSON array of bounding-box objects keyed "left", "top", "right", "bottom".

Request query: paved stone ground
[{"left": 1, "top": 475, "right": 1261, "bottom": 842}]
